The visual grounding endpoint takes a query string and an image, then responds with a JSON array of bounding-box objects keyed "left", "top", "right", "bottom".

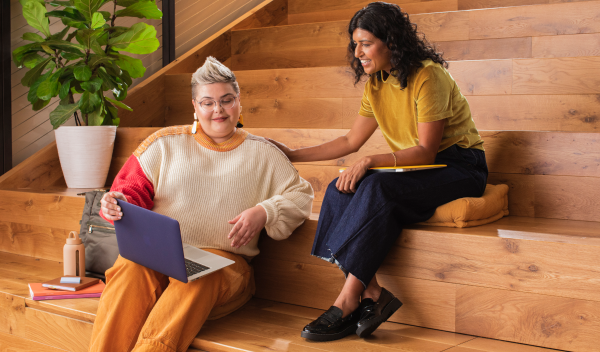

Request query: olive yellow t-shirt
[{"left": 359, "top": 60, "right": 484, "bottom": 152}]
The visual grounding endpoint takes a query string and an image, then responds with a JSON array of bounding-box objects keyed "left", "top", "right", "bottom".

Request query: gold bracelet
[{"left": 391, "top": 152, "right": 397, "bottom": 167}]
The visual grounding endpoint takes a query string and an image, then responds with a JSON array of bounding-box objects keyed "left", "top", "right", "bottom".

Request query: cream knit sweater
[{"left": 130, "top": 126, "right": 314, "bottom": 257}]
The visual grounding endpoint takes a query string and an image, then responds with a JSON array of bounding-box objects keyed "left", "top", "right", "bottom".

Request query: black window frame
[
  {"left": 1, "top": 0, "right": 12, "bottom": 175},
  {"left": 162, "top": 0, "right": 175, "bottom": 67}
]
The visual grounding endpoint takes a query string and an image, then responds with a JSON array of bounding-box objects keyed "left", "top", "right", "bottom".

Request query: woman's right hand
[
  {"left": 266, "top": 138, "right": 295, "bottom": 160},
  {"left": 101, "top": 191, "right": 127, "bottom": 221}
]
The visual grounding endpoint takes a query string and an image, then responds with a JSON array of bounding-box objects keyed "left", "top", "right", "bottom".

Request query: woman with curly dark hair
[{"left": 269, "top": 2, "right": 488, "bottom": 341}]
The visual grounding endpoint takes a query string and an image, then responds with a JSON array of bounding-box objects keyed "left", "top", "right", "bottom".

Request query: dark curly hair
[{"left": 347, "top": 2, "right": 448, "bottom": 88}]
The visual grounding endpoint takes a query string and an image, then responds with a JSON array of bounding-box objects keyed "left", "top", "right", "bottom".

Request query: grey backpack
[{"left": 79, "top": 191, "right": 119, "bottom": 278}]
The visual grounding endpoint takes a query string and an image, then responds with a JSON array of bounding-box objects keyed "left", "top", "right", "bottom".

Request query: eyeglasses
[{"left": 194, "top": 95, "right": 238, "bottom": 112}]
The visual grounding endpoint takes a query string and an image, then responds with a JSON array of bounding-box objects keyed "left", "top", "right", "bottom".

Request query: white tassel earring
[{"left": 192, "top": 112, "right": 198, "bottom": 134}]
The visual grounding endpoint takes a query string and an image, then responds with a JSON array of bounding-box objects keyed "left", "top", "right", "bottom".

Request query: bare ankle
[
  {"left": 361, "top": 286, "right": 382, "bottom": 302},
  {"left": 333, "top": 296, "right": 360, "bottom": 318}
]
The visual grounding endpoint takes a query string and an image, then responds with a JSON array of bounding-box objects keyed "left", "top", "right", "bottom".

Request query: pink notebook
[{"left": 29, "top": 281, "right": 105, "bottom": 301}]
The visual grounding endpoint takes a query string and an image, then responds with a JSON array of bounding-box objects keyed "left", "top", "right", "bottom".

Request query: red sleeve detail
[{"left": 100, "top": 155, "right": 155, "bottom": 224}]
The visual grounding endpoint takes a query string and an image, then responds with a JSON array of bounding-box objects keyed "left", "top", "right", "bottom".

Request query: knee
[
  {"left": 327, "top": 178, "right": 339, "bottom": 192},
  {"left": 357, "top": 173, "right": 386, "bottom": 191}
]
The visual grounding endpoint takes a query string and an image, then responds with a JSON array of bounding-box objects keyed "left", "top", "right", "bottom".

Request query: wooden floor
[
  {"left": 0, "top": 251, "right": 563, "bottom": 352},
  {"left": 195, "top": 299, "right": 564, "bottom": 352}
]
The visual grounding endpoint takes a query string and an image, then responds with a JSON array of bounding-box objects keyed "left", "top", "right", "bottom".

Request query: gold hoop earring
[{"left": 192, "top": 112, "right": 198, "bottom": 134}]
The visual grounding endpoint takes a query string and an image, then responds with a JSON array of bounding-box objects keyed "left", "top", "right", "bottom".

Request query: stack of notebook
[{"left": 29, "top": 277, "right": 105, "bottom": 301}]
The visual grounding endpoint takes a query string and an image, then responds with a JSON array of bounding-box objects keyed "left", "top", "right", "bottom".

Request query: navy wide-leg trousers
[{"left": 311, "top": 145, "right": 489, "bottom": 286}]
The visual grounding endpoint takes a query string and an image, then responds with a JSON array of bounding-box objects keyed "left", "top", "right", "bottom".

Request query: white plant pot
[{"left": 55, "top": 126, "right": 117, "bottom": 189}]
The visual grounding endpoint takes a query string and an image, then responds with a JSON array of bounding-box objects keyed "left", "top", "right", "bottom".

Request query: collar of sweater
[{"left": 194, "top": 126, "right": 249, "bottom": 152}]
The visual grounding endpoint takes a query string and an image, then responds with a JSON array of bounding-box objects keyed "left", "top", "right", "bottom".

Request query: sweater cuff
[{"left": 258, "top": 199, "right": 278, "bottom": 228}]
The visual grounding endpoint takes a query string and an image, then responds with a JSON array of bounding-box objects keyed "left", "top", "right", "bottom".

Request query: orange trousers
[{"left": 88, "top": 249, "right": 252, "bottom": 352}]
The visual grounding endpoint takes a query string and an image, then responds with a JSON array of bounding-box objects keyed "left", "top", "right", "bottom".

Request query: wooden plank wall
[
  {"left": 178, "top": 0, "right": 600, "bottom": 221},
  {"left": 286, "top": 0, "right": 599, "bottom": 25},
  {"left": 174, "top": 0, "right": 279, "bottom": 58},
  {"left": 10, "top": 0, "right": 163, "bottom": 167}
]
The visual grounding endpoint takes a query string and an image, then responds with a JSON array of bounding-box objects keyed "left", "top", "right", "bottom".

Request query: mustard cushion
[{"left": 418, "top": 184, "right": 509, "bottom": 228}]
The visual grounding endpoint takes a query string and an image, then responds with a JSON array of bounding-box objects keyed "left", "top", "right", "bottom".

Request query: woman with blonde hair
[{"left": 89, "top": 57, "right": 313, "bottom": 352}]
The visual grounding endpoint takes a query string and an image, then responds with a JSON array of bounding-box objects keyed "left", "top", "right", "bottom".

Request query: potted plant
[{"left": 12, "top": 0, "right": 161, "bottom": 188}]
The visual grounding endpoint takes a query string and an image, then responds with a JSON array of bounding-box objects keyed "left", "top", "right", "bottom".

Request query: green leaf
[
  {"left": 50, "top": 103, "right": 79, "bottom": 128},
  {"left": 44, "top": 61, "right": 57, "bottom": 72},
  {"left": 21, "top": 57, "right": 53, "bottom": 87},
  {"left": 114, "top": 54, "right": 145, "bottom": 78},
  {"left": 75, "top": 29, "right": 105, "bottom": 54},
  {"left": 91, "top": 12, "right": 106, "bottom": 29},
  {"left": 104, "top": 100, "right": 121, "bottom": 125},
  {"left": 74, "top": 66, "right": 92, "bottom": 81},
  {"left": 28, "top": 71, "right": 53, "bottom": 103},
  {"left": 23, "top": 1, "right": 51, "bottom": 37},
  {"left": 81, "top": 77, "right": 103, "bottom": 92},
  {"left": 22, "top": 32, "right": 44, "bottom": 42},
  {"left": 112, "top": 84, "right": 127, "bottom": 101},
  {"left": 59, "top": 78, "right": 73, "bottom": 99},
  {"left": 32, "top": 98, "right": 51, "bottom": 111},
  {"left": 12, "top": 43, "right": 42, "bottom": 67},
  {"left": 61, "top": 17, "right": 87, "bottom": 29},
  {"left": 108, "top": 22, "right": 159, "bottom": 54},
  {"left": 116, "top": 0, "right": 141, "bottom": 7},
  {"left": 49, "top": 1, "right": 75, "bottom": 7},
  {"left": 43, "top": 40, "right": 85, "bottom": 54},
  {"left": 41, "top": 45, "right": 54, "bottom": 54},
  {"left": 19, "top": 0, "right": 45, "bottom": 6},
  {"left": 49, "top": 26, "right": 71, "bottom": 41},
  {"left": 88, "top": 54, "right": 114, "bottom": 68},
  {"left": 99, "top": 11, "right": 111, "bottom": 20},
  {"left": 97, "top": 67, "right": 118, "bottom": 90},
  {"left": 87, "top": 105, "right": 105, "bottom": 126},
  {"left": 107, "top": 26, "right": 129, "bottom": 38},
  {"left": 23, "top": 53, "right": 46, "bottom": 69},
  {"left": 46, "top": 10, "right": 85, "bottom": 21},
  {"left": 120, "top": 69, "right": 132, "bottom": 86},
  {"left": 115, "top": 1, "right": 162, "bottom": 19},
  {"left": 37, "top": 77, "right": 60, "bottom": 100},
  {"left": 79, "top": 91, "right": 101, "bottom": 113},
  {"left": 105, "top": 96, "right": 132, "bottom": 111},
  {"left": 74, "top": 0, "right": 104, "bottom": 21},
  {"left": 61, "top": 52, "right": 84, "bottom": 60}
]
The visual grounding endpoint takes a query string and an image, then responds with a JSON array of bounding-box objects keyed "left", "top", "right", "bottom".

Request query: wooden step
[
  {"left": 286, "top": 0, "right": 598, "bottom": 25},
  {"left": 251, "top": 215, "right": 600, "bottom": 351},
  {"left": 245, "top": 128, "right": 600, "bottom": 220},
  {"left": 231, "top": 1, "right": 600, "bottom": 70},
  {"left": 165, "top": 57, "right": 600, "bottom": 132},
  {"left": 194, "top": 298, "right": 561, "bottom": 352},
  {"left": 4, "top": 212, "right": 593, "bottom": 352}
]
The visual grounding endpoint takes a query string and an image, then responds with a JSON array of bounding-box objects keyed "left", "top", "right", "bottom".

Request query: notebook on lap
[
  {"left": 339, "top": 164, "right": 447, "bottom": 173},
  {"left": 114, "top": 200, "right": 234, "bottom": 283}
]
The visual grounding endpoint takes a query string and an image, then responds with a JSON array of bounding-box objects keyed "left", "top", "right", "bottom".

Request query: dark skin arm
[{"left": 268, "top": 115, "right": 446, "bottom": 193}]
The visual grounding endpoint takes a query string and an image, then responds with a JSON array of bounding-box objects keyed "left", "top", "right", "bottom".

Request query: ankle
[
  {"left": 361, "top": 286, "right": 382, "bottom": 302},
  {"left": 333, "top": 296, "right": 359, "bottom": 318}
]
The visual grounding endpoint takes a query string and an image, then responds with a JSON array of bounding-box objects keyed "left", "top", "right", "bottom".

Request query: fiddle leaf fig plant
[{"left": 13, "top": 0, "right": 161, "bottom": 128}]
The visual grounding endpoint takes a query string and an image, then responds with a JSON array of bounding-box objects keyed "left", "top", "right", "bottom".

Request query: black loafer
[
  {"left": 301, "top": 306, "right": 360, "bottom": 341},
  {"left": 356, "top": 288, "right": 403, "bottom": 338}
]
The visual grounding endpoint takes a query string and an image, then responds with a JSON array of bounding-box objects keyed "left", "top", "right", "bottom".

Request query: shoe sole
[
  {"left": 301, "top": 323, "right": 358, "bottom": 342},
  {"left": 356, "top": 298, "right": 403, "bottom": 338}
]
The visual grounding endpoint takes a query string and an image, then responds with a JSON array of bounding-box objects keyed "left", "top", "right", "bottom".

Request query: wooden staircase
[{"left": 2, "top": 0, "right": 600, "bottom": 351}]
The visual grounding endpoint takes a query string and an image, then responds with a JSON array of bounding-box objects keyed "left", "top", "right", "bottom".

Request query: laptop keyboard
[{"left": 185, "top": 259, "right": 210, "bottom": 277}]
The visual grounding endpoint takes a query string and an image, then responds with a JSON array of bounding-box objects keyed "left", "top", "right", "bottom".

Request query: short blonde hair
[{"left": 191, "top": 56, "right": 240, "bottom": 100}]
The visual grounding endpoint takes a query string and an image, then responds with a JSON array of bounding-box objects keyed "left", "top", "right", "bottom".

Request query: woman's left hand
[
  {"left": 228, "top": 205, "right": 268, "bottom": 248},
  {"left": 336, "top": 157, "right": 372, "bottom": 193}
]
